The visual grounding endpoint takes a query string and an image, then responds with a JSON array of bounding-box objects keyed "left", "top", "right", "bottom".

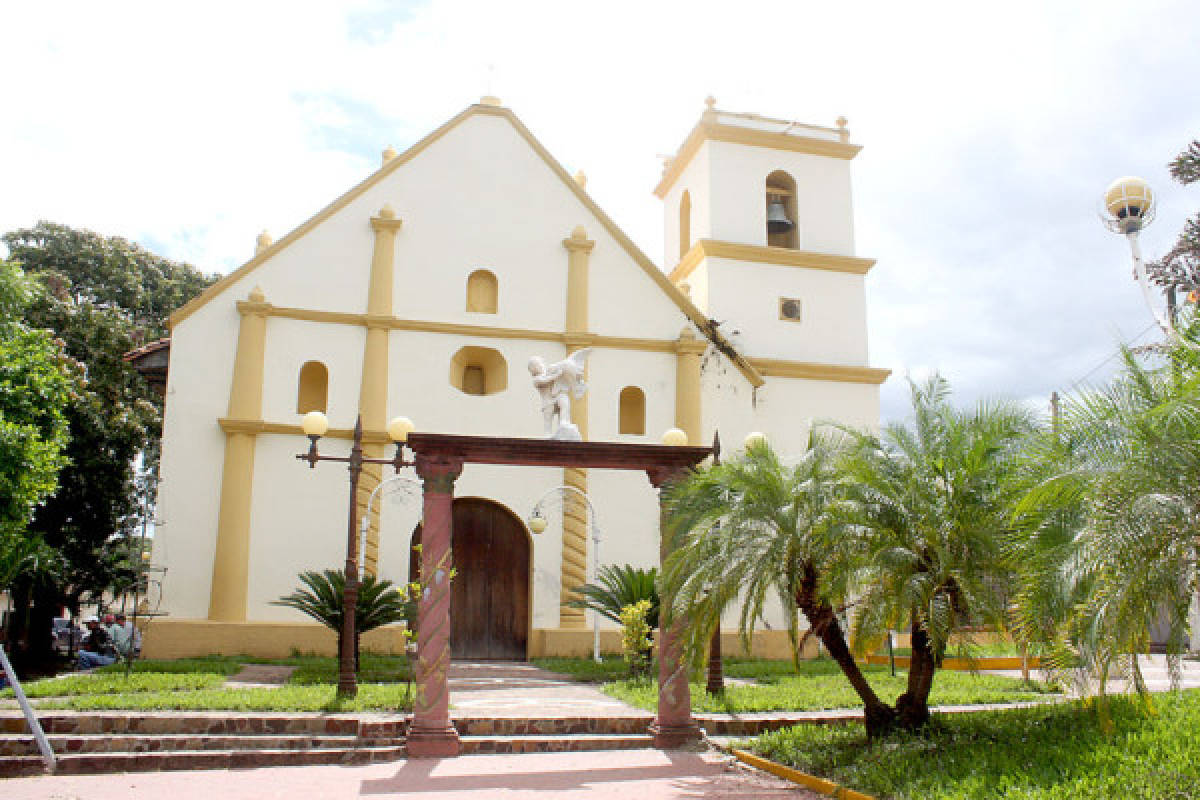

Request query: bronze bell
[{"left": 766, "top": 199, "right": 793, "bottom": 233}]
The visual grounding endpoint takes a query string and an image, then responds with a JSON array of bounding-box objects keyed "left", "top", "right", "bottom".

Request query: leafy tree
[
  {"left": 1147, "top": 140, "right": 1200, "bottom": 295},
  {"left": 3, "top": 221, "right": 216, "bottom": 338},
  {"left": 1016, "top": 315, "right": 1200, "bottom": 694},
  {"left": 662, "top": 434, "right": 900, "bottom": 738},
  {"left": 0, "top": 261, "right": 77, "bottom": 593},
  {"left": 835, "top": 376, "right": 1034, "bottom": 728},
  {"left": 566, "top": 564, "right": 660, "bottom": 629},
  {"left": 273, "top": 569, "right": 412, "bottom": 672},
  {"left": 1, "top": 222, "right": 215, "bottom": 663}
]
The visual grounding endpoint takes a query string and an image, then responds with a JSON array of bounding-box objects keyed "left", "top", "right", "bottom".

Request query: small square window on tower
[{"left": 779, "top": 297, "right": 803, "bottom": 323}]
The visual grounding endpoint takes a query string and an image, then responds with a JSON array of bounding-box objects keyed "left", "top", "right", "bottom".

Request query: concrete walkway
[
  {"left": 448, "top": 661, "right": 646, "bottom": 718},
  {"left": 3, "top": 749, "right": 816, "bottom": 799}
]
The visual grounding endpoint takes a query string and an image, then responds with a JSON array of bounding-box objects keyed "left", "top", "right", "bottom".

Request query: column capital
[
  {"left": 236, "top": 298, "right": 272, "bottom": 318},
  {"left": 646, "top": 464, "right": 692, "bottom": 488},
  {"left": 364, "top": 313, "right": 392, "bottom": 330},
  {"left": 563, "top": 332, "right": 596, "bottom": 350},
  {"left": 675, "top": 326, "right": 707, "bottom": 355},
  {"left": 415, "top": 454, "right": 463, "bottom": 492},
  {"left": 562, "top": 226, "right": 595, "bottom": 253},
  {"left": 370, "top": 205, "right": 403, "bottom": 233}
]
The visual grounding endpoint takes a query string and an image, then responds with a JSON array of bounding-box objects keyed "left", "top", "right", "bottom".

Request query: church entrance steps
[
  {"left": 0, "top": 711, "right": 407, "bottom": 777},
  {"left": 0, "top": 743, "right": 407, "bottom": 777}
]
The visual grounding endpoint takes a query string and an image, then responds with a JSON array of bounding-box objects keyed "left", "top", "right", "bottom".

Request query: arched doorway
[{"left": 410, "top": 497, "right": 531, "bottom": 660}]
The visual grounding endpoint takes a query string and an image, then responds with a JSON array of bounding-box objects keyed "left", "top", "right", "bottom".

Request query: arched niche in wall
[
  {"left": 466, "top": 269, "right": 499, "bottom": 313},
  {"left": 765, "top": 170, "right": 798, "bottom": 249},
  {"left": 618, "top": 386, "right": 646, "bottom": 435},
  {"left": 449, "top": 346, "right": 508, "bottom": 396},
  {"left": 679, "top": 190, "right": 692, "bottom": 261},
  {"left": 296, "top": 361, "right": 329, "bottom": 413}
]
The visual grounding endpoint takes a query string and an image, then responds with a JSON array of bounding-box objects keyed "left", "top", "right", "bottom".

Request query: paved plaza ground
[{"left": 3, "top": 749, "right": 813, "bottom": 799}]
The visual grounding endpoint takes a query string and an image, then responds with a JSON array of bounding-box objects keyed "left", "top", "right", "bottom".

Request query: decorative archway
[
  {"left": 403, "top": 432, "right": 713, "bottom": 758},
  {"left": 409, "top": 497, "right": 531, "bottom": 660}
]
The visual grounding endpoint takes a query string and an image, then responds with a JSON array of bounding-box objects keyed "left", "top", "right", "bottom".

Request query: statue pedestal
[{"left": 551, "top": 423, "right": 582, "bottom": 441}]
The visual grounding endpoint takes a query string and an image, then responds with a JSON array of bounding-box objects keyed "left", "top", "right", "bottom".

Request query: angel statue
[{"left": 528, "top": 348, "right": 592, "bottom": 440}]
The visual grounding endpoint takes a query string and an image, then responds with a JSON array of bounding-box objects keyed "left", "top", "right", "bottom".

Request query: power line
[{"left": 1064, "top": 321, "right": 1158, "bottom": 394}]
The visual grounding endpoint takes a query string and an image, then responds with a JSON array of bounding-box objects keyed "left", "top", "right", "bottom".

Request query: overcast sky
[{"left": 2, "top": 0, "right": 1197, "bottom": 422}]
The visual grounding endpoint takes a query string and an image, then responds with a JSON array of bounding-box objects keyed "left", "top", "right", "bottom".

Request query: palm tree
[
  {"left": 1016, "top": 322, "right": 1200, "bottom": 692},
  {"left": 662, "top": 432, "right": 899, "bottom": 738},
  {"left": 565, "top": 564, "right": 660, "bottom": 629},
  {"left": 835, "top": 375, "right": 1034, "bottom": 728},
  {"left": 273, "top": 569, "right": 411, "bottom": 672}
]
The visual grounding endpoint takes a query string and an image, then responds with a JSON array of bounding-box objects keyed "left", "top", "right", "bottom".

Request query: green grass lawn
[
  {"left": 604, "top": 658, "right": 1057, "bottom": 713},
  {"left": 38, "top": 683, "right": 414, "bottom": 713},
  {"left": 2, "top": 671, "right": 227, "bottom": 698},
  {"left": 531, "top": 655, "right": 631, "bottom": 682},
  {"left": 285, "top": 653, "right": 412, "bottom": 685},
  {"left": 3, "top": 652, "right": 413, "bottom": 711},
  {"left": 747, "top": 690, "right": 1200, "bottom": 800}
]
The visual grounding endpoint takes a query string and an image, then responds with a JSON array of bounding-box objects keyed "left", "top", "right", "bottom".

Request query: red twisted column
[
  {"left": 647, "top": 465, "right": 702, "bottom": 748},
  {"left": 407, "top": 454, "right": 463, "bottom": 758}
]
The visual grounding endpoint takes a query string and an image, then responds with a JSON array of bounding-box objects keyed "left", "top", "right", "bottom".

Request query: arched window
[
  {"left": 296, "top": 361, "right": 328, "bottom": 413},
  {"left": 765, "top": 170, "right": 798, "bottom": 249},
  {"left": 449, "top": 346, "right": 508, "bottom": 396},
  {"left": 618, "top": 386, "right": 646, "bottom": 435},
  {"left": 679, "top": 190, "right": 692, "bottom": 261},
  {"left": 466, "top": 269, "right": 498, "bottom": 313}
]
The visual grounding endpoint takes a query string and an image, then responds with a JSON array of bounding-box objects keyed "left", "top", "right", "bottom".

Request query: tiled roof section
[{"left": 123, "top": 337, "right": 170, "bottom": 363}]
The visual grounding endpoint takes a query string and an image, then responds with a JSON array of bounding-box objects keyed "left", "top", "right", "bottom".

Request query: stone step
[
  {"left": 0, "top": 732, "right": 405, "bottom": 757},
  {"left": 0, "top": 745, "right": 406, "bottom": 777},
  {"left": 452, "top": 716, "right": 653, "bottom": 736},
  {"left": 0, "top": 711, "right": 403, "bottom": 738},
  {"left": 459, "top": 734, "right": 655, "bottom": 754}
]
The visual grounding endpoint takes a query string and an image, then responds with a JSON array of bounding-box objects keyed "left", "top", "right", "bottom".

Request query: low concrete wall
[{"left": 142, "top": 620, "right": 410, "bottom": 659}]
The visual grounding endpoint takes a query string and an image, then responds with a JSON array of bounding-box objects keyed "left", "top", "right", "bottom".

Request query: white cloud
[{"left": 1, "top": 0, "right": 1197, "bottom": 421}]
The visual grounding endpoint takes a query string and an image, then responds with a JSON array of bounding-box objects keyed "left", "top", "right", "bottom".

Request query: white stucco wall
[
  {"left": 661, "top": 141, "right": 712, "bottom": 271},
  {"left": 154, "top": 104, "right": 882, "bottom": 636},
  {"left": 706, "top": 140, "right": 856, "bottom": 256},
  {"left": 703, "top": 255, "right": 869, "bottom": 365}
]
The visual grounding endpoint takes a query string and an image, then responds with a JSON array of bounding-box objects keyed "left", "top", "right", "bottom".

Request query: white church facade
[{"left": 145, "top": 97, "right": 888, "bottom": 660}]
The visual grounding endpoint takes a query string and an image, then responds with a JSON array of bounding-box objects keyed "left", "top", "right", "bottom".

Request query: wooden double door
[{"left": 410, "top": 498, "right": 530, "bottom": 660}]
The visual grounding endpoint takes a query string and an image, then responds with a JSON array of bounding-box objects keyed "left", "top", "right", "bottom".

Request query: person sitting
[
  {"left": 111, "top": 613, "right": 141, "bottom": 660},
  {"left": 77, "top": 616, "right": 116, "bottom": 670}
]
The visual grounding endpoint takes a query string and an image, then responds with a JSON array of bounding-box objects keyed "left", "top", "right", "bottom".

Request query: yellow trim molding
[
  {"left": 670, "top": 240, "right": 876, "bottom": 283},
  {"left": 674, "top": 327, "right": 704, "bottom": 446},
  {"left": 208, "top": 288, "right": 269, "bottom": 623},
  {"left": 749, "top": 358, "right": 891, "bottom": 385},
  {"left": 358, "top": 207, "right": 403, "bottom": 575},
  {"left": 654, "top": 120, "right": 861, "bottom": 199},
  {"left": 167, "top": 103, "right": 762, "bottom": 390},
  {"left": 219, "top": 417, "right": 395, "bottom": 444},
  {"left": 253, "top": 304, "right": 681, "bottom": 353}
]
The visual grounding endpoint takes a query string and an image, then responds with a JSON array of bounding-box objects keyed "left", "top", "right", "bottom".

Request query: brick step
[
  {"left": 0, "top": 745, "right": 406, "bottom": 777},
  {"left": 452, "top": 716, "right": 653, "bottom": 736},
  {"left": 0, "top": 712, "right": 403, "bottom": 737},
  {"left": 0, "top": 732, "right": 405, "bottom": 757},
  {"left": 459, "top": 734, "right": 655, "bottom": 754}
]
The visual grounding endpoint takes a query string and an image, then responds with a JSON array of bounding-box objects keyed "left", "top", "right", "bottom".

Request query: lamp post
[
  {"left": 1100, "top": 176, "right": 1170, "bottom": 334},
  {"left": 529, "top": 486, "right": 603, "bottom": 662},
  {"left": 297, "top": 411, "right": 415, "bottom": 698}
]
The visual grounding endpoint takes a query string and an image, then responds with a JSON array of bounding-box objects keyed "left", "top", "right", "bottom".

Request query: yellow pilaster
[
  {"left": 561, "top": 226, "right": 595, "bottom": 628},
  {"left": 357, "top": 207, "right": 403, "bottom": 575},
  {"left": 675, "top": 326, "right": 705, "bottom": 446},
  {"left": 209, "top": 287, "right": 270, "bottom": 622}
]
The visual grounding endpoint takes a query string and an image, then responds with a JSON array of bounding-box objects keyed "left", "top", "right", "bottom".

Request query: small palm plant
[
  {"left": 566, "top": 565, "right": 660, "bottom": 630},
  {"left": 273, "top": 569, "right": 411, "bottom": 673}
]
